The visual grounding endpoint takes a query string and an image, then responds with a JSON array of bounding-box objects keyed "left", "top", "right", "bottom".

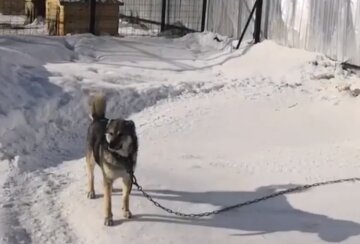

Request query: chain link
[{"left": 131, "top": 175, "right": 360, "bottom": 218}]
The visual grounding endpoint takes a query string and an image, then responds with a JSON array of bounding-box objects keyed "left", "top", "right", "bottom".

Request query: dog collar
[{"left": 107, "top": 146, "right": 133, "bottom": 163}]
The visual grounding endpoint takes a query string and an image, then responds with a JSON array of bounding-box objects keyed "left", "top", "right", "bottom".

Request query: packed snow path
[{"left": 0, "top": 33, "right": 360, "bottom": 244}]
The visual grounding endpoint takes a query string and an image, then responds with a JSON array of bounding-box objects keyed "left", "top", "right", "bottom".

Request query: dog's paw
[
  {"left": 123, "top": 210, "right": 132, "bottom": 219},
  {"left": 104, "top": 217, "right": 114, "bottom": 226},
  {"left": 87, "top": 191, "right": 96, "bottom": 199}
]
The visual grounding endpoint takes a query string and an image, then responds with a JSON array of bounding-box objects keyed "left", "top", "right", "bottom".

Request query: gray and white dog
[{"left": 85, "top": 93, "right": 138, "bottom": 226}]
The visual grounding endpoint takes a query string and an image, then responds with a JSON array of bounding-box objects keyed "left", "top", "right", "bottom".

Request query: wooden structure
[
  {"left": 0, "top": 0, "right": 25, "bottom": 15},
  {"left": 46, "top": 0, "right": 122, "bottom": 36}
]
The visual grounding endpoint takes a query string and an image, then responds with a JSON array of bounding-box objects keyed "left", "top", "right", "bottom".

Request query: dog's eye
[{"left": 108, "top": 132, "right": 114, "bottom": 136}]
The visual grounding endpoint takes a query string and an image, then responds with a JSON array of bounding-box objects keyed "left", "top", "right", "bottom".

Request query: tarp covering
[
  {"left": 206, "top": 0, "right": 256, "bottom": 39},
  {"left": 206, "top": 0, "right": 360, "bottom": 66}
]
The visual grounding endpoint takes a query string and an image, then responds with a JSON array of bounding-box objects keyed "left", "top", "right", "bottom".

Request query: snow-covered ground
[
  {"left": 1, "top": 32, "right": 360, "bottom": 244},
  {"left": 0, "top": 15, "right": 47, "bottom": 35}
]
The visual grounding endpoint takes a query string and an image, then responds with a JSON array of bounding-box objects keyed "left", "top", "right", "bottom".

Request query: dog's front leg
[
  {"left": 122, "top": 176, "right": 132, "bottom": 219},
  {"left": 86, "top": 152, "right": 96, "bottom": 199},
  {"left": 103, "top": 178, "right": 113, "bottom": 226}
]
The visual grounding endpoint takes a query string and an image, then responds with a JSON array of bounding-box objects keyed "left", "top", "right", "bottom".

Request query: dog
[{"left": 85, "top": 93, "right": 138, "bottom": 226}]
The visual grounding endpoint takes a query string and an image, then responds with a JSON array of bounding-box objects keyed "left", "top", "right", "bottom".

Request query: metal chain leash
[{"left": 131, "top": 174, "right": 360, "bottom": 218}]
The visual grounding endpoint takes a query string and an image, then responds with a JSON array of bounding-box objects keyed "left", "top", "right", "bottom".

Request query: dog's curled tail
[{"left": 90, "top": 93, "right": 106, "bottom": 120}]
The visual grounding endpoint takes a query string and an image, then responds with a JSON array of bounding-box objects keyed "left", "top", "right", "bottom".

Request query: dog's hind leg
[
  {"left": 103, "top": 178, "right": 114, "bottom": 226},
  {"left": 86, "top": 150, "right": 96, "bottom": 199},
  {"left": 122, "top": 175, "right": 133, "bottom": 219}
]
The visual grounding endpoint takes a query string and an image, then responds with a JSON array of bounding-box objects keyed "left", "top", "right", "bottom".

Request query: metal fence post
[
  {"left": 254, "top": 0, "right": 263, "bottom": 43},
  {"left": 89, "top": 0, "right": 96, "bottom": 34},
  {"left": 201, "top": 0, "right": 208, "bottom": 32},
  {"left": 160, "top": 0, "right": 167, "bottom": 32},
  {"left": 236, "top": 0, "right": 258, "bottom": 49}
]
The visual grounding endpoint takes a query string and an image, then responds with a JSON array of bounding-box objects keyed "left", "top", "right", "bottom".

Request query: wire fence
[
  {"left": 118, "top": 0, "right": 162, "bottom": 36},
  {"left": 0, "top": 16, "right": 47, "bottom": 35},
  {"left": 118, "top": 0, "right": 206, "bottom": 36},
  {"left": 0, "top": 0, "right": 207, "bottom": 36},
  {"left": 0, "top": 0, "right": 46, "bottom": 35}
]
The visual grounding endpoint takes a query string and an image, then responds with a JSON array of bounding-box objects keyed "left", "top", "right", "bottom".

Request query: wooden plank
[
  {"left": 58, "top": 5, "right": 64, "bottom": 35},
  {"left": 57, "top": 2, "right": 120, "bottom": 36},
  {"left": 0, "top": 0, "right": 25, "bottom": 15}
]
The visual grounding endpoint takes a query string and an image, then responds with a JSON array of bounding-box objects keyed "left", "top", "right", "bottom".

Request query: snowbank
[{"left": 0, "top": 33, "right": 233, "bottom": 173}]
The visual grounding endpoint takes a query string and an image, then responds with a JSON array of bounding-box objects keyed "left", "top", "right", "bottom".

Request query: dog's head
[{"left": 105, "top": 119, "right": 137, "bottom": 157}]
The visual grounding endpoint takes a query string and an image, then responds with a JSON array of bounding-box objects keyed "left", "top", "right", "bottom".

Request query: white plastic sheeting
[
  {"left": 264, "top": 0, "right": 360, "bottom": 65},
  {"left": 206, "top": 0, "right": 256, "bottom": 39},
  {"left": 206, "top": 0, "right": 360, "bottom": 66}
]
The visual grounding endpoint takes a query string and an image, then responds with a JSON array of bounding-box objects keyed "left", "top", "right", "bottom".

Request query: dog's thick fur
[{"left": 86, "top": 93, "right": 138, "bottom": 226}]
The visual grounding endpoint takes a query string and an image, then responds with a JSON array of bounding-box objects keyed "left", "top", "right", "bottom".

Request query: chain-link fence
[
  {"left": 0, "top": 0, "right": 46, "bottom": 35},
  {"left": 118, "top": 0, "right": 162, "bottom": 36},
  {"left": 0, "top": 0, "right": 207, "bottom": 36},
  {"left": 118, "top": 0, "right": 207, "bottom": 36}
]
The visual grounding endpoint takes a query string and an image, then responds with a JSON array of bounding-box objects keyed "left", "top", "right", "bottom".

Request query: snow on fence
[{"left": 206, "top": 0, "right": 360, "bottom": 66}]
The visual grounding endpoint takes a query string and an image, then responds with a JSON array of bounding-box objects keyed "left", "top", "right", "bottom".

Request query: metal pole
[
  {"left": 201, "top": 0, "right": 207, "bottom": 32},
  {"left": 254, "top": 0, "right": 263, "bottom": 43},
  {"left": 263, "top": 0, "right": 270, "bottom": 39},
  {"left": 90, "top": 0, "right": 96, "bottom": 34},
  {"left": 160, "top": 0, "right": 167, "bottom": 32},
  {"left": 236, "top": 0, "right": 258, "bottom": 49}
]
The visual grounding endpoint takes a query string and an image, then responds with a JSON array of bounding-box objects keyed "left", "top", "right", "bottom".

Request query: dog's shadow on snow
[{"left": 128, "top": 184, "right": 360, "bottom": 242}]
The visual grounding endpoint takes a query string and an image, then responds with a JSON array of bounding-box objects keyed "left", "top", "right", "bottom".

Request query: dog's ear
[
  {"left": 127, "top": 120, "right": 138, "bottom": 152},
  {"left": 126, "top": 120, "right": 136, "bottom": 132}
]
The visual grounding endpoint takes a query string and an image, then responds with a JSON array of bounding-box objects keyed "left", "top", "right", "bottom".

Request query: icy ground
[{"left": 1, "top": 32, "right": 360, "bottom": 244}]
